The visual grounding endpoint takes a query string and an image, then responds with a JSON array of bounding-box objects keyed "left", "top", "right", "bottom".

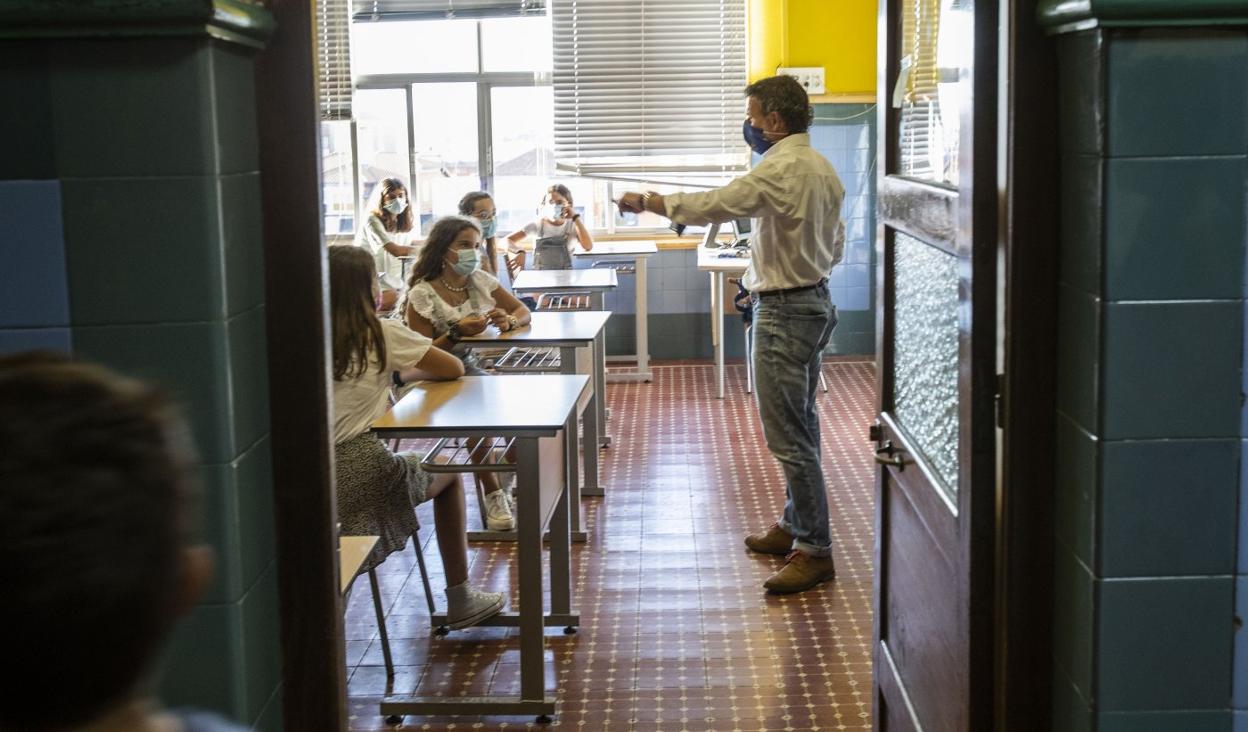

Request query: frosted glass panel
[{"left": 893, "top": 233, "right": 959, "bottom": 496}]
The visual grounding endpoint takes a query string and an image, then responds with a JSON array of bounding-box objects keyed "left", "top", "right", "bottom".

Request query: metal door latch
[{"left": 874, "top": 440, "right": 908, "bottom": 469}]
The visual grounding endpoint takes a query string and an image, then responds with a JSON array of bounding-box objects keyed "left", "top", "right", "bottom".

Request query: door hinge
[{"left": 869, "top": 422, "right": 882, "bottom": 443}]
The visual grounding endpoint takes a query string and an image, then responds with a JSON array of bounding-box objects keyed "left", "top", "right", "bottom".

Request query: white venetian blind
[
  {"left": 552, "top": 0, "right": 749, "bottom": 178},
  {"left": 316, "top": 0, "right": 353, "bottom": 121},
  {"left": 354, "top": 0, "right": 545, "bottom": 20}
]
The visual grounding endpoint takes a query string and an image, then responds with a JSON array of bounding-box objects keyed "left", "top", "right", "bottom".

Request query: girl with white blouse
[
  {"left": 354, "top": 177, "right": 420, "bottom": 310},
  {"left": 401, "top": 216, "right": 532, "bottom": 531}
]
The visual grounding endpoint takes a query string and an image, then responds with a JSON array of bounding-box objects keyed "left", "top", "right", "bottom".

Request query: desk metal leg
[
  {"left": 580, "top": 389, "right": 602, "bottom": 497},
  {"left": 635, "top": 257, "right": 651, "bottom": 381},
  {"left": 515, "top": 437, "right": 549, "bottom": 713},
  {"left": 710, "top": 271, "right": 725, "bottom": 399},
  {"left": 590, "top": 291, "right": 610, "bottom": 449},
  {"left": 560, "top": 347, "right": 589, "bottom": 539},
  {"left": 550, "top": 422, "right": 574, "bottom": 628}
]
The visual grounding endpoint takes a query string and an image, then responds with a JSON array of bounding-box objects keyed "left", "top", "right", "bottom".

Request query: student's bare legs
[{"left": 425, "top": 472, "right": 468, "bottom": 586}]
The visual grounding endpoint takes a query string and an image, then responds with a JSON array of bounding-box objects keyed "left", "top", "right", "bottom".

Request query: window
[
  {"left": 325, "top": 7, "right": 731, "bottom": 240},
  {"left": 353, "top": 88, "right": 409, "bottom": 223},
  {"left": 551, "top": 0, "right": 749, "bottom": 178}
]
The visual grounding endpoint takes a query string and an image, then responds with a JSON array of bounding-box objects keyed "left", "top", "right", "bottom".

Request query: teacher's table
[
  {"left": 512, "top": 269, "right": 616, "bottom": 448},
  {"left": 371, "top": 374, "right": 587, "bottom": 723},
  {"left": 573, "top": 241, "right": 656, "bottom": 383},
  {"left": 695, "top": 248, "right": 750, "bottom": 399}
]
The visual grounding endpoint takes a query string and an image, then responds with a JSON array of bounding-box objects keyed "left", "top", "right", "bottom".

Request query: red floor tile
[{"left": 347, "top": 361, "right": 876, "bottom": 730}]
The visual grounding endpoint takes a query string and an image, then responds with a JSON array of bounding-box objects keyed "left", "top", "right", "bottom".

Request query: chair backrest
[{"left": 504, "top": 252, "right": 524, "bottom": 281}]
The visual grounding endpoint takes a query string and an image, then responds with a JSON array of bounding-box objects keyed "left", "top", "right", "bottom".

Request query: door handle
[{"left": 874, "top": 440, "right": 909, "bottom": 469}]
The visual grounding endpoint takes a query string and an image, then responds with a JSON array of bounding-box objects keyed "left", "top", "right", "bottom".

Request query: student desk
[
  {"left": 462, "top": 311, "right": 609, "bottom": 511},
  {"left": 696, "top": 248, "right": 750, "bottom": 399},
  {"left": 512, "top": 269, "right": 616, "bottom": 449},
  {"left": 573, "top": 241, "right": 657, "bottom": 383},
  {"left": 371, "top": 374, "right": 585, "bottom": 722}
]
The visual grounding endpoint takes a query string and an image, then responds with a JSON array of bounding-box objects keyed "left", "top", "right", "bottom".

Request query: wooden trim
[
  {"left": 255, "top": 0, "right": 348, "bottom": 728},
  {"left": 960, "top": 0, "right": 1001, "bottom": 728},
  {"left": 994, "top": 2, "right": 1059, "bottom": 728},
  {"left": 878, "top": 176, "right": 958, "bottom": 255}
]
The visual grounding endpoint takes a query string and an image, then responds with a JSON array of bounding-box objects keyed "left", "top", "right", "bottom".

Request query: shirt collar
[{"left": 762, "top": 132, "right": 810, "bottom": 157}]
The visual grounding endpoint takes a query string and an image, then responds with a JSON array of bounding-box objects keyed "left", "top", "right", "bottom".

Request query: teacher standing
[{"left": 616, "top": 75, "right": 845, "bottom": 594}]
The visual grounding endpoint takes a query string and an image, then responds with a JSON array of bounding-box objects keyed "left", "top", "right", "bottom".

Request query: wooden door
[{"left": 871, "top": 0, "right": 998, "bottom": 729}]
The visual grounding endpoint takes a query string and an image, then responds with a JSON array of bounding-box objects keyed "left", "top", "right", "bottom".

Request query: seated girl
[
  {"left": 401, "top": 216, "right": 532, "bottom": 532},
  {"left": 355, "top": 177, "right": 420, "bottom": 311},
  {"left": 458, "top": 191, "right": 502, "bottom": 278},
  {"left": 505, "top": 183, "right": 593, "bottom": 270},
  {"left": 329, "top": 245, "right": 503, "bottom": 629}
]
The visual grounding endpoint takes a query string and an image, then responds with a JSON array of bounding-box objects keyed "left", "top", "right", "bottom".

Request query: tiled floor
[{"left": 345, "top": 361, "right": 877, "bottom": 731}]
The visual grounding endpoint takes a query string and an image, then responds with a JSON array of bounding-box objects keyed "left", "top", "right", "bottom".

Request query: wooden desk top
[
  {"left": 574, "top": 241, "right": 658, "bottom": 257},
  {"left": 461, "top": 311, "right": 611, "bottom": 347},
  {"left": 512, "top": 269, "right": 618, "bottom": 292},
  {"left": 372, "top": 374, "right": 590, "bottom": 437},
  {"left": 696, "top": 246, "right": 751, "bottom": 273},
  {"left": 339, "top": 535, "right": 378, "bottom": 594}
]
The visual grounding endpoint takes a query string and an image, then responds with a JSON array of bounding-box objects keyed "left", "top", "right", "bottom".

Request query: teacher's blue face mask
[{"left": 743, "top": 120, "right": 775, "bottom": 155}]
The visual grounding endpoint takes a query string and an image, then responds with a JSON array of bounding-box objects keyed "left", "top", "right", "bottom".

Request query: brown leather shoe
[
  {"left": 744, "top": 523, "right": 794, "bottom": 555},
  {"left": 763, "top": 551, "right": 837, "bottom": 593}
]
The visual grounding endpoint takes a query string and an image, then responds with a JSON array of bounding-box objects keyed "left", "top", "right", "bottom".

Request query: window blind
[
  {"left": 353, "top": 0, "right": 545, "bottom": 21},
  {"left": 316, "top": 0, "right": 353, "bottom": 121},
  {"left": 551, "top": 0, "right": 749, "bottom": 178}
]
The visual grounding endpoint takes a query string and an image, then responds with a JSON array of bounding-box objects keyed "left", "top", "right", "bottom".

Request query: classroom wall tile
[
  {"left": 0, "top": 180, "right": 67, "bottom": 328},
  {"left": 0, "top": 42, "right": 55, "bottom": 180}
]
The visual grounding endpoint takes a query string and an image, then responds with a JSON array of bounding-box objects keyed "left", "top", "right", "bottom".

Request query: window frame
[{"left": 346, "top": 16, "right": 678, "bottom": 237}]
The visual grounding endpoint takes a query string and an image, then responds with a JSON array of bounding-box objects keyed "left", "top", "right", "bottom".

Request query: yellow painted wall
[{"left": 749, "top": 0, "right": 877, "bottom": 97}]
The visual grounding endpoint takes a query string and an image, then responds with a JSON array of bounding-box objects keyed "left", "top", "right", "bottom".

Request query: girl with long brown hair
[
  {"left": 329, "top": 245, "right": 504, "bottom": 629},
  {"left": 401, "top": 216, "right": 532, "bottom": 532},
  {"left": 354, "top": 177, "right": 420, "bottom": 310}
]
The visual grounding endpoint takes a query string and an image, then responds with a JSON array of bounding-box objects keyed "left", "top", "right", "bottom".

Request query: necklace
[{"left": 440, "top": 276, "right": 469, "bottom": 293}]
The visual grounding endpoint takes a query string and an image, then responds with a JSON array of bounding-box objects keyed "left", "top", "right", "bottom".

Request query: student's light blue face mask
[
  {"left": 383, "top": 196, "right": 407, "bottom": 215},
  {"left": 477, "top": 218, "right": 497, "bottom": 238},
  {"left": 448, "top": 247, "right": 480, "bottom": 276}
]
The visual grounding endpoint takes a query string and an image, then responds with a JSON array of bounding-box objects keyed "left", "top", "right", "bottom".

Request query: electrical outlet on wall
[{"left": 776, "top": 66, "right": 825, "bottom": 96}]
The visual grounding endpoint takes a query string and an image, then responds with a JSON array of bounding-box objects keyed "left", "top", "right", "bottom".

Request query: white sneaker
[
  {"left": 483, "top": 489, "right": 515, "bottom": 531},
  {"left": 445, "top": 583, "right": 505, "bottom": 630}
]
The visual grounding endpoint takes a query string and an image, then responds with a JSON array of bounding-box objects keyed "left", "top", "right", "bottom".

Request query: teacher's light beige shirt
[{"left": 664, "top": 133, "right": 845, "bottom": 293}]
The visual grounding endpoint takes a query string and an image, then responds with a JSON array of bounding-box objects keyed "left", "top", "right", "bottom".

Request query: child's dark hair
[{"left": 0, "top": 351, "right": 193, "bottom": 731}]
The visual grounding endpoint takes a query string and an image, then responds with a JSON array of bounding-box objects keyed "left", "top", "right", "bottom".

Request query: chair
[
  {"left": 341, "top": 523, "right": 442, "bottom": 685},
  {"left": 731, "top": 278, "right": 829, "bottom": 395}
]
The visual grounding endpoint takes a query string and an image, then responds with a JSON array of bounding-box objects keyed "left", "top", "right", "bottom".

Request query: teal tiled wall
[
  {"left": 1052, "top": 27, "right": 1245, "bottom": 731},
  {"left": 0, "top": 35, "right": 279, "bottom": 730}
]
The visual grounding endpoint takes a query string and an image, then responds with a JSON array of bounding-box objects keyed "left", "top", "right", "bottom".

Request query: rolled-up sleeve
[{"left": 664, "top": 159, "right": 791, "bottom": 226}]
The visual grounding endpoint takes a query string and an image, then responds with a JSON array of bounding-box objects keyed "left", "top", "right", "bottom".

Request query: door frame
[
  {"left": 256, "top": 0, "right": 349, "bottom": 728},
  {"left": 993, "top": 0, "right": 1059, "bottom": 727}
]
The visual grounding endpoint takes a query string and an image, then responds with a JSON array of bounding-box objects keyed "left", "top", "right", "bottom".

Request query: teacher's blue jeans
[{"left": 751, "top": 284, "right": 838, "bottom": 557}]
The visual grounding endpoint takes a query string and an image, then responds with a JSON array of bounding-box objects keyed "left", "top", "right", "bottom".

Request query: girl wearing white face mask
[
  {"left": 400, "top": 215, "right": 532, "bottom": 531},
  {"left": 458, "top": 191, "right": 502, "bottom": 278},
  {"left": 354, "top": 177, "right": 421, "bottom": 310},
  {"left": 505, "top": 183, "right": 594, "bottom": 270}
]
